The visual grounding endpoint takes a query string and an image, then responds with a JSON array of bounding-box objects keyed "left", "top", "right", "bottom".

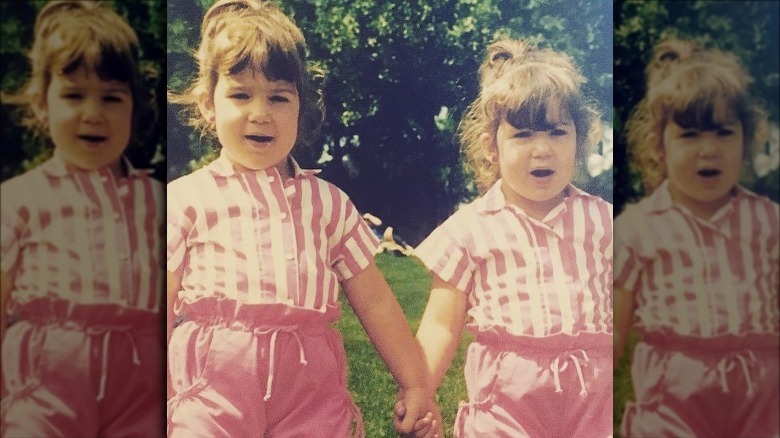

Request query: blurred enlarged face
[
  {"left": 662, "top": 114, "right": 743, "bottom": 212},
  {"left": 41, "top": 67, "right": 132, "bottom": 172},
  {"left": 493, "top": 99, "right": 577, "bottom": 214},
  {"left": 208, "top": 68, "right": 299, "bottom": 173}
]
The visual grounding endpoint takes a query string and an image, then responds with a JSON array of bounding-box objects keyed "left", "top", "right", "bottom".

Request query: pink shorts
[
  {"left": 621, "top": 332, "right": 779, "bottom": 438},
  {"left": 1, "top": 298, "right": 163, "bottom": 438},
  {"left": 455, "top": 331, "right": 612, "bottom": 438},
  {"left": 167, "top": 300, "right": 363, "bottom": 438}
]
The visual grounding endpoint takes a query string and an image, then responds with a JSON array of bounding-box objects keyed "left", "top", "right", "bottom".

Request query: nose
[
  {"left": 698, "top": 136, "right": 721, "bottom": 158},
  {"left": 82, "top": 97, "right": 104, "bottom": 124},
  {"left": 248, "top": 101, "right": 271, "bottom": 124},
  {"left": 531, "top": 138, "right": 553, "bottom": 158}
]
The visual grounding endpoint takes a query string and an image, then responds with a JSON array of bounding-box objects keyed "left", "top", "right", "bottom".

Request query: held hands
[{"left": 393, "top": 387, "right": 444, "bottom": 438}]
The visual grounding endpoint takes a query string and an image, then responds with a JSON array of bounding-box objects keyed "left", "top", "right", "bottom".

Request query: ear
[
  {"left": 480, "top": 132, "right": 499, "bottom": 163},
  {"left": 198, "top": 94, "right": 215, "bottom": 124}
]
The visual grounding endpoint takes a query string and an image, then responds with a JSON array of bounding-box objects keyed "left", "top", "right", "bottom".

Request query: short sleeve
[
  {"left": 329, "top": 191, "right": 380, "bottom": 281},
  {"left": 614, "top": 208, "right": 643, "bottom": 295},
  {"left": 415, "top": 211, "right": 475, "bottom": 294},
  {"left": 166, "top": 182, "right": 193, "bottom": 277}
]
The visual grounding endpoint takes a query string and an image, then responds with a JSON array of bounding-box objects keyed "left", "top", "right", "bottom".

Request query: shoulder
[
  {"left": 303, "top": 175, "right": 356, "bottom": 208},
  {"left": 167, "top": 167, "right": 211, "bottom": 195}
]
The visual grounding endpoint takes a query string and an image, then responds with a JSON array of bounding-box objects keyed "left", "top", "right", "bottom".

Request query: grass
[{"left": 337, "top": 253, "right": 471, "bottom": 437}]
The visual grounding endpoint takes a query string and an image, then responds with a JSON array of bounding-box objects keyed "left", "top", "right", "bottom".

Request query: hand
[{"left": 394, "top": 388, "right": 444, "bottom": 438}]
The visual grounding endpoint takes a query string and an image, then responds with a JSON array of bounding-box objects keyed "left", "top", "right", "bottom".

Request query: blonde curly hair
[
  {"left": 626, "top": 39, "right": 768, "bottom": 194},
  {"left": 459, "top": 39, "right": 602, "bottom": 194},
  {"left": 169, "top": 0, "right": 324, "bottom": 150}
]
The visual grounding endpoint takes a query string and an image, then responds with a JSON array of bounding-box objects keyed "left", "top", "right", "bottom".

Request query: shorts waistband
[
  {"left": 10, "top": 298, "right": 160, "bottom": 333},
  {"left": 641, "top": 331, "right": 779, "bottom": 353},
  {"left": 175, "top": 298, "right": 336, "bottom": 332},
  {"left": 475, "top": 330, "right": 611, "bottom": 353}
]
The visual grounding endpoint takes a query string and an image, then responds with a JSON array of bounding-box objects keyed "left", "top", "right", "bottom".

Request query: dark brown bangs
[
  {"left": 59, "top": 43, "right": 137, "bottom": 84},
  {"left": 227, "top": 40, "right": 305, "bottom": 88},
  {"left": 506, "top": 93, "right": 575, "bottom": 131},
  {"left": 671, "top": 94, "right": 746, "bottom": 131}
]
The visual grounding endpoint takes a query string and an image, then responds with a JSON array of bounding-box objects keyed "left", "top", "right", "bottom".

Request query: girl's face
[
  {"left": 492, "top": 102, "right": 577, "bottom": 218},
  {"left": 662, "top": 117, "right": 744, "bottom": 217},
  {"left": 38, "top": 67, "right": 132, "bottom": 175},
  {"left": 204, "top": 68, "right": 299, "bottom": 177}
]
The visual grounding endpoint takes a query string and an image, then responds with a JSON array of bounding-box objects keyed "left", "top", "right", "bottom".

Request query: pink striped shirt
[
  {"left": 615, "top": 181, "right": 779, "bottom": 337},
  {"left": 416, "top": 181, "right": 613, "bottom": 337},
  {"left": 0, "top": 152, "right": 163, "bottom": 311},
  {"left": 166, "top": 152, "right": 379, "bottom": 314}
]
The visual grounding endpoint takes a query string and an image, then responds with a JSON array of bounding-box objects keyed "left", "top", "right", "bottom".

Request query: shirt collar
[
  {"left": 646, "top": 179, "right": 755, "bottom": 216},
  {"left": 41, "top": 149, "right": 152, "bottom": 178},
  {"left": 479, "top": 178, "right": 595, "bottom": 215},
  {"left": 207, "top": 150, "right": 320, "bottom": 180}
]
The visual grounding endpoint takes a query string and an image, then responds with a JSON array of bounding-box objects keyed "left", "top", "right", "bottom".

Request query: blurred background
[
  {"left": 167, "top": 0, "right": 614, "bottom": 246},
  {"left": 614, "top": 0, "right": 779, "bottom": 215},
  {"left": 0, "top": 0, "right": 167, "bottom": 182}
]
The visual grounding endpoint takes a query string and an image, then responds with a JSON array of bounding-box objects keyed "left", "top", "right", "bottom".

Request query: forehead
[
  {"left": 217, "top": 68, "right": 297, "bottom": 91},
  {"left": 50, "top": 67, "right": 131, "bottom": 91}
]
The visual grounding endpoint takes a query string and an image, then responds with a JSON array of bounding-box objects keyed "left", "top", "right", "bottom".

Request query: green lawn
[{"left": 337, "top": 253, "right": 471, "bottom": 437}]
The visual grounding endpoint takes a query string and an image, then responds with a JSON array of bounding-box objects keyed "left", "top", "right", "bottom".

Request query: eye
[
  {"left": 62, "top": 93, "right": 82, "bottom": 100},
  {"left": 513, "top": 130, "right": 533, "bottom": 138},
  {"left": 103, "top": 95, "right": 124, "bottom": 103},
  {"left": 229, "top": 93, "right": 250, "bottom": 100},
  {"left": 550, "top": 128, "right": 568, "bottom": 136},
  {"left": 680, "top": 130, "right": 699, "bottom": 138},
  {"left": 270, "top": 94, "right": 290, "bottom": 103},
  {"left": 717, "top": 128, "right": 734, "bottom": 136}
]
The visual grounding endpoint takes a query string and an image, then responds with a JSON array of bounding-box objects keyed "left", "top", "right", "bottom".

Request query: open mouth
[
  {"left": 697, "top": 169, "right": 721, "bottom": 178},
  {"left": 246, "top": 135, "right": 274, "bottom": 143},
  {"left": 79, "top": 135, "right": 107, "bottom": 143},
  {"left": 530, "top": 169, "right": 554, "bottom": 178}
]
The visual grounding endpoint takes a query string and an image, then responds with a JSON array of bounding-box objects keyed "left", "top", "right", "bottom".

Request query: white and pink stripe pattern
[
  {"left": 0, "top": 153, "right": 163, "bottom": 311},
  {"left": 167, "top": 152, "right": 378, "bottom": 310},
  {"left": 416, "top": 181, "right": 613, "bottom": 337},
  {"left": 615, "top": 181, "right": 779, "bottom": 337}
]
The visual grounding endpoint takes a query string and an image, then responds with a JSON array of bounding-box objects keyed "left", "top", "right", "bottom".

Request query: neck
[
  {"left": 668, "top": 185, "right": 735, "bottom": 220},
  {"left": 502, "top": 183, "right": 568, "bottom": 221}
]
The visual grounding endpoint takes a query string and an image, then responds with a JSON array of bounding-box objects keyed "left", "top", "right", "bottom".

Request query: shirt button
[
  {"left": 268, "top": 175, "right": 275, "bottom": 183},
  {"left": 286, "top": 253, "right": 295, "bottom": 261},
  {"left": 280, "top": 212, "right": 287, "bottom": 220}
]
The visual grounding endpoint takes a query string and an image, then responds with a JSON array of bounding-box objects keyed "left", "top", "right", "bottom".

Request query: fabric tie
[
  {"left": 86, "top": 325, "right": 140, "bottom": 401},
  {"left": 550, "top": 350, "right": 590, "bottom": 396},
  {"left": 253, "top": 326, "right": 308, "bottom": 401},
  {"left": 716, "top": 351, "right": 757, "bottom": 396}
]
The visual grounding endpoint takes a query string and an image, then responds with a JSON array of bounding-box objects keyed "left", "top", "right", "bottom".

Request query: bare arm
[
  {"left": 341, "top": 260, "right": 431, "bottom": 434},
  {"left": 416, "top": 275, "right": 467, "bottom": 391},
  {"left": 613, "top": 285, "right": 635, "bottom": 367}
]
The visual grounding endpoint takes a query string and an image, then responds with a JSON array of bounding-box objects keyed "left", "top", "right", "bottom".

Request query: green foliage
[
  {"left": 0, "top": 0, "right": 167, "bottom": 182},
  {"left": 167, "top": 0, "right": 613, "bottom": 244}
]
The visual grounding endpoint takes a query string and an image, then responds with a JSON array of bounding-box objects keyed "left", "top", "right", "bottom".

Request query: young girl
[
  {"left": 0, "top": 1, "right": 163, "bottom": 437},
  {"left": 166, "top": 1, "right": 436, "bottom": 436},
  {"left": 407, "top": 39, "right": 613, "bottom": 437},
  {"left": 615, "top": 39, "right": 779, "bottom": 437}
]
